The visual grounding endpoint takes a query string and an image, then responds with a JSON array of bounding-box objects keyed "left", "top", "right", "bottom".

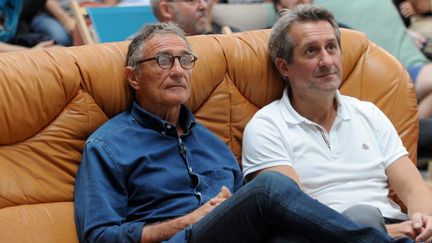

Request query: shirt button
[
  {"left": 161, "top": 131, "right": 166, "bottom": 135},
  {"left": 166, "top": 124, "right": 172, "bottom": 129}
]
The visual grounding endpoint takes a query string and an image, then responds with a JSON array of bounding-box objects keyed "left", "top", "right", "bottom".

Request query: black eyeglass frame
[{"left": 136, "top": 53, "right": 198, "bottom": 70}]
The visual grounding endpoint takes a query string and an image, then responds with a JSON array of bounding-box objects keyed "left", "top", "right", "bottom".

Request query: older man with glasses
[{"left": 74, "top": 22, "right": 417, "bottom": 243}]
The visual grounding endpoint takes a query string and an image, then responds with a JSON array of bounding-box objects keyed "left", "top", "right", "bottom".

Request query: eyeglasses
[{"left": 136, "top": 53, "right": 198, "bottom": 70}]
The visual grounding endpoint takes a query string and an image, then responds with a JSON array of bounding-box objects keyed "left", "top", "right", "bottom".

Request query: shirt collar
[
  {"left": 280, "top": 88, "right": 350, "bottom": 125},
  {"left": 130, "top": 102, "right": 196, "bottom": 137}
]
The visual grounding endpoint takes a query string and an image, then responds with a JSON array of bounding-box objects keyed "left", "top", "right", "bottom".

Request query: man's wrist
[{"left": 176, "top": 214, "right": 192, "bottom": 230}]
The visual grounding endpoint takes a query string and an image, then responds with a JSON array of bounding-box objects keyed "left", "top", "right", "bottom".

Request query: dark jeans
[{"left": 186, "top": 171, "right": 413, "bottom": 243}]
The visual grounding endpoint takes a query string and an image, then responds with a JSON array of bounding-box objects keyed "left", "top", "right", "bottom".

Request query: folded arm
[{"left": 141, "top": 187, "right": 231, "bottom": 242}]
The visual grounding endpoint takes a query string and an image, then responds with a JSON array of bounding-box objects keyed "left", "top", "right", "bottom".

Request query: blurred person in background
[
  {"left": 0, "top": 0, "right": 55, "bottom": 52},
  {"left": 315, "top": 0, "right": 432, "bottom": 119},
  {"left": 151, "top": 0, "right": 238, "bottom": 35},
  {"left": 30, "top": 0, "right": 118, "bottom": 47}
]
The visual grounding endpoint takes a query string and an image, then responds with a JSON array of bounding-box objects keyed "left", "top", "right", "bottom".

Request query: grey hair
[
  {"left": 125, "top": 22, "right": 190, "bottom": 70},
  {"left": 268, "top": 4, "right": 340, "bottom": 65},
  {"left": 125, "top": 22, "right": 190, "bottom": 98}
]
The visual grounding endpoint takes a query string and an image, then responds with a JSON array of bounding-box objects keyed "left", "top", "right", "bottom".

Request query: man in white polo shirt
[{"left": 242, "top": 4, "right": 432, "bottom": 242}]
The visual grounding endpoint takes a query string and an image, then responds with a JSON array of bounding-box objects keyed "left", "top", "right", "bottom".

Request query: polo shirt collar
[
  {"left": 280, "top": 88, "right": 350, "bottom": 125},
  {"left": 130, "top": 102, "right": 196, "bottom": 137}
]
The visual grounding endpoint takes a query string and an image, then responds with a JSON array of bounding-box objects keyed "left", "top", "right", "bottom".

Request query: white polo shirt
[{"left": 242, "top": 88, "right": 408, "bottom": 220}]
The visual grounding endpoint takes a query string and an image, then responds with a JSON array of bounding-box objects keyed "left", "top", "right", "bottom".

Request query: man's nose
[
  {"left": 197, "top": 0, "right": 209, "bottom": 9},
  {"left": 170, "top": 58, "right": 185, "bottom": 73},
  {"left": 319, "top": 51, "right": 332, "bottom": 65}
]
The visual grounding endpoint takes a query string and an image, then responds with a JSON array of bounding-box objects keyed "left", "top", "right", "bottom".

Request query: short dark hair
[{"left": 268, "top": 5, "right": 340, "bottom": 65}]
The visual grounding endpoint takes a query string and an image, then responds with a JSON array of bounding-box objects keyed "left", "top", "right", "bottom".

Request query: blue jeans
[
  {"left": 186, "top": 171, "right": 413, "bottom": 243},
  {"left": 31, "top": 12, "right": 73, "bottom": 46}
]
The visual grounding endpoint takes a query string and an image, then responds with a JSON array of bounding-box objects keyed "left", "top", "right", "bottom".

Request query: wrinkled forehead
[
  {"left": 290, "top": 20, "right": 338, "bottom": 42},
  {"left": 143, "top": 33, "right": 191, "bottom": 56}
]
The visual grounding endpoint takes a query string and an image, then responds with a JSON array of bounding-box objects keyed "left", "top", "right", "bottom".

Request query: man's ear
[
  {"left": 159, "top": 1, "right": 175, "bottom": 20},
  {"left": 125, "top": 66, "right": 140, "bottom": 91},
  {"left": 275, "top": 57, "right": 290, "bottom": 78}
]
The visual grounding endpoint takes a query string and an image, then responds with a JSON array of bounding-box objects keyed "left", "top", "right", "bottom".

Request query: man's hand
[
  {"left": 386, "top": 214, "right": 432, "bottom": 242},
  {"left": 399, "top": 1, "right": 417, "bottom": 17},
  {"left": 183, "top": 186, "right": 232, "bottom": 225},
  {"left": 411, "top": 212, "right": 432, "bottom": 242},
  {"left": 141, "top": 187, "right": 232, "bottom": 242},
  {"left": 386, "top": 221, "right": 417, "bottom": 239}
]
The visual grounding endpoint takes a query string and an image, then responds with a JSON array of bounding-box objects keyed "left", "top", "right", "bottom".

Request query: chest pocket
[{"left": 199, "top": 169, "right": 235, "bottom": 201}]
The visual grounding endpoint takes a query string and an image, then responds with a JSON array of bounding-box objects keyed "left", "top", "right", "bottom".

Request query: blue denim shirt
[{"left": 74, "top": 102, "right": 244, "bottom": 243}]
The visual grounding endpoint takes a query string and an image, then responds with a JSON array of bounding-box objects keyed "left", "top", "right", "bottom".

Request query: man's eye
[
  {"left": 305, "top": 48, "right": 315, "bottom": 54},
  {"left": 159, "top": 55, "right": 172, "bottom": 64}
]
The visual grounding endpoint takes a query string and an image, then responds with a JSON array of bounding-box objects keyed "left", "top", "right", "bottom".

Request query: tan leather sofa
[{"left": 0, "top": 28, "right": 418, "bottom": 242}]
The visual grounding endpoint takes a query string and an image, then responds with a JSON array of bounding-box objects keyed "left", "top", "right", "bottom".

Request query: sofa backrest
[{"left": 0, "top": 28, "right": 418, "bottom": 242}]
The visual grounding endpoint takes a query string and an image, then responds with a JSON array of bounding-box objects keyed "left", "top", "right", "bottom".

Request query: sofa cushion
[{"left": 0, "top": 28, "right": 418, "bottom": 242}]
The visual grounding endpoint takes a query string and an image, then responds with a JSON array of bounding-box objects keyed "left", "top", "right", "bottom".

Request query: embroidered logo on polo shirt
[{"left": 362, "top": 143, "right": 369, "bottom": 150}]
